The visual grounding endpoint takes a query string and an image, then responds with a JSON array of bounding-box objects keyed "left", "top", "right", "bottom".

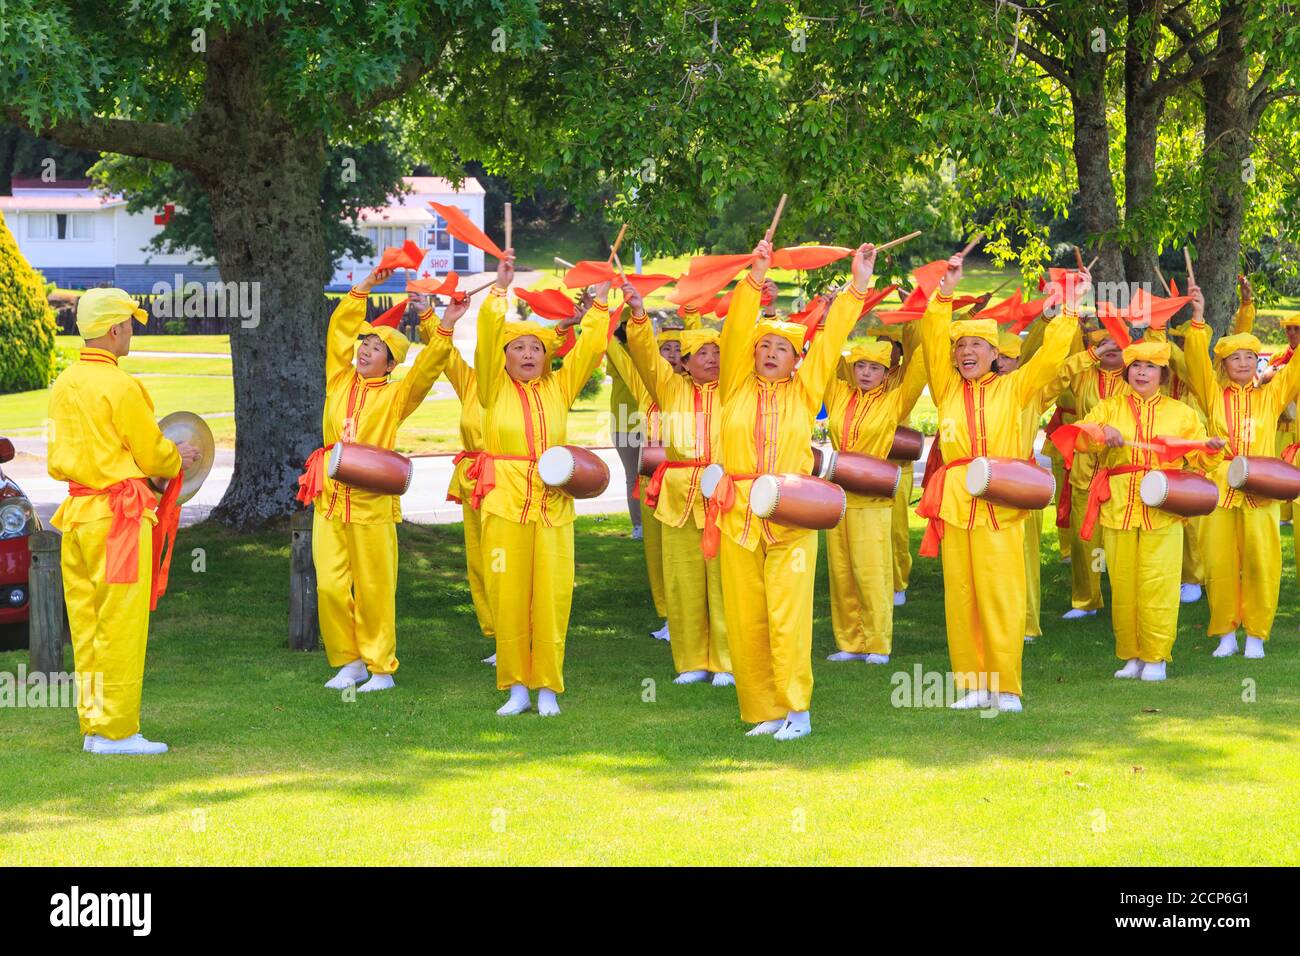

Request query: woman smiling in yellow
[
  {"left": 707, "top": 238, "right": 877, "bottom": 741},
  {"left": 474, "top": 252, "right": 612, "bottom": 716}
]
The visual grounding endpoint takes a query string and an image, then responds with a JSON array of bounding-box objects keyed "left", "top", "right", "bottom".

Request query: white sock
[
  {"left": 673, "top": 669, "right": 709, "bottom": 684},
  {"left": 826, "top": 651, "right": 869, "bottom": 662},
  {"left": 357, "top": 673, "right": 394, "bottom": 693},
  {"left": 864, "top": 653, "right": 890, "bottom": 665},
  {"left": 651, "top": 621, "right": 670, "bottom": 642},
  {"left": 1179, "top": 583, "right": 1203, "bottom": 603},
  {"left": 537, "top": 688, "right": 561, "bottom": 716},
  {"left": 996, "top": 693, "right": 1023, "bottom": 713},
  {"left": 324, "top": 660, "right": 368, "bottom": 689},
  {"left": 710, "top": 672, "right": 735, "bottom": 687},
  {"left": 1062, "top": 608, "right": 1097, "bottom": 620},
  {"left": 745, "top": 719, "right": 785, "bottom": 736},
  {"left": 949, "top": 689, "right": 992, "bottom": 709},
  {"left": 774, "top": 710, "right": 812, "bottom": 741},
  {"left": 1212, "top": 633, "right": 1239, "bottom": 658},
  {"left": 1114, "top": 657, "right": 1143, "bottom": 679},
  {"left": 496, "top": 683, "right": 531, "bottom": 716},
  {"left": 1140, "top": 660, "right": 1167, "bottom": 681},
  {"left": 1244, "top": 635, "right": 1265, "bottom": 659},
  {"left": 893, "top": 591, "right": 906, "bottom": 606},
  {"left": 481, "top": 652, "right": 497, "bottom": 665}
]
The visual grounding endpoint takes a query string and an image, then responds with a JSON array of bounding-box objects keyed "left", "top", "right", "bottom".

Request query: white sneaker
[
  {"left": 1244, "top": 636, "right": 1265, "bottom": 659},
  {"left": 1140, "top": 661, "right": 1167, "bottom": 682},
  {"left": 673, "top": 669, "right": 709, "bottom": 685},
  {"left": 325, "top": 660, "right": 368, "bottom": 689},
  {"left": 773, "top": 712, "right": 812, "bottom": 741},
  {"left": 481, "top": 652, "right": 497, "bottom": 665},
  {"left": 1212, "top": 633, "right": 1239, "bottom": 658},
  {"left": 357, "top": 674, "right": 394, "bottom": 693},
  {"left": 1114, "top": 657, "right": 1143, "bottom": 679},
  {"left": 1061, "top": 608, "right": 1098, "bottom": 620},
  {"left": 996, "top": 693, "right": 1023, "bottom": 713},
  {"left": 1179, "top": 584, "right": 1202, "bottom": 603},
  {"left": 651, "top": 621, "right": 670, "bottom": 642},
  {"left": 826, "top": 650, "right": 868, "bottom": 662},
  {"left": 85, "top": 733, "right": 168, "bottom": 755},
  {"left": 1024, "top": 635, "right": 1037, "bottom": 644},
  {"left": 864, "top": 653, "right": 890, "bottom": 665},
  {"left": 893, "top": 591, "right": 906, "bottom": 606},
  {"left": 631, "top": 525, "right": 643, "bottom": 540},
  {"left": 710, "top": 672, "right": 735, "bottom": 687},
  {"left": 949, "top": 690, "right": 992, "bottom": 709}
]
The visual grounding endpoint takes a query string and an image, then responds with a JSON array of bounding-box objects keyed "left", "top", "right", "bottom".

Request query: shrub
[{"left": 0, "top": 210, "right": 58, "bottom": 393}]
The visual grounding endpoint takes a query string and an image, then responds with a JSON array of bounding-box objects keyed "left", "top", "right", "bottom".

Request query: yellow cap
[
  {"left": 1122, "top": 340, "right": 1170, "bottom": 367},
  {"left": 997, "top": 332, "right": 1023, "bottom": 359},
  {"left": 680, "top": 327, "right": 720, "bottom": 357},
  {"left": 657, "top": 329, "right": 684, "bottom": 346},
  {"left": 844, "top": 341, "right": 894, "bottom": 367},
  {"left": 1214, "top": 332, "right": 1263, "bottom": 361},
  {"left": 359, "top": 322, "right": 412, "bottom": 365},
  {"left": 1281, "top": 315, "right": 1300, "bottom": 329},
  {"left": 949, "top": 318, "right": 999, "bottom": 348},
  {"left": 76, "top": 288, "right": 148, "bottom": 339},
  {"left": 503, "top": 320, "right": 559, "bottom": 355},
  {"left": 751, "top": 319, "right": 806, "bottom": 354}
]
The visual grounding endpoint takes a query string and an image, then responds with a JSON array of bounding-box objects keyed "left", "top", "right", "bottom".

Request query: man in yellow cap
[
  {"left": 297, "top": 265, "right": 466, "bottom": 692},
  {"left": 1068, "top": 339, "right": 1223, "bottom": 679},
  {"left": 1181, "top": 285, "right": 1300, "bottom": 659},
  {"left": 822, "top": 336, "right": 926, "bottom": 664},
  {"left": 47, "top": 288, "right": 202, "bottom": 754}
]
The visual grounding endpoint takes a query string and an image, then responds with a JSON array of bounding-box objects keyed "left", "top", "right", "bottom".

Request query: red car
[{"left": 0, "top": 437, "right": 41, "bottom": 628}]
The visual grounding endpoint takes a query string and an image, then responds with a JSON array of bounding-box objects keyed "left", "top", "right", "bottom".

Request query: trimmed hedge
[{"left": 0, "top": 210, "right": 57, "bottom": 393}]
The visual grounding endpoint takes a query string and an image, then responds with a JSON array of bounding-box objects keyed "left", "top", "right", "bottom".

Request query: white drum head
[
  {"left": 1139, "top": 470, "right": 1169, "bottom": 507},
  {"left": 964, "top": 456, "right": 992, "bottom": 497},
  {"left": 1227, "top": 456, "right": 1249, "bottom": 489},
  {"left": 537, "top": 446, "right": 575, "bottom": 487},
  {"left": 750, "top": 474, "right": 780, "bottom": 519},
  {"left": 327, "top": 442, "right": 344, "bottom": 479},
  {"left": 700, "top": 463, "right": 725, "bottom": 499}
]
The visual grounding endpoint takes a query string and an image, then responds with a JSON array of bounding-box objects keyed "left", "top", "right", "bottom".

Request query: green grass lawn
[
  {"left": 1, "top": 509, "right": 1295, "bottom": 865},
  {"left": 56, "top": 334, "right": 231, "bottom": 354},
  {"left": 0, "top": 376, "right": 234, "bottom": 437}
]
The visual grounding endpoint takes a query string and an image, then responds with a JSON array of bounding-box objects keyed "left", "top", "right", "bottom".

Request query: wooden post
[
  {"left": 27, "top": 530, "right": 67, "bottom": 675},
  {"left": 289, "top": 510, "right": 320, "bottom": 652}
]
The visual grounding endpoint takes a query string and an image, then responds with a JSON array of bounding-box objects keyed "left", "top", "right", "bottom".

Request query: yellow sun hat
[
  {"left": 949, "top": 318, "right": 999, "bottom": 348},
  {"left": 503, "top": 320, "right": 559, "bottom": 354},
  {"left": 1122, "top": 340, "right": 1171, "bottom": 367},
  {"left": 1213, "top": 332, "right": 1263, "bottom": 361},
  {"left": 844, "top": 341, "right": 895, "bottom": 367},
  {"left": 751, "top": 318, "right": 806, "bottom": 353},
  {"left": 680, "top": 327, "right": 720, "bottom": 357},
  {"left": 997, "top": 332, "right": 1023, "bottom": 359}
]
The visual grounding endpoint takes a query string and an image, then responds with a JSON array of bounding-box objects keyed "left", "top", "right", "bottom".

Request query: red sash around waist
[
  {"left": 447, "top": 450, "right": 484, "bottom": 504},
  {"left": 1079, "top": 464, "right": 1145, "bottom": 541},
  {"left": 701, "top": 471, "right": 759, "bottom": 559},
  {"left": 643, "top": 459, "right": 707, "bottom": 509},
  {"left": 463, "top": 452, "right": 536, "bottom": 510},
  {"left": 295, "top": 443, "right": 335, "bottom": 506},
  {"left": 67, "top": 476, "right": 182, "bottom": 609},
  {"left": 915, "top": 456, "right": 973, "bottom": 557}
]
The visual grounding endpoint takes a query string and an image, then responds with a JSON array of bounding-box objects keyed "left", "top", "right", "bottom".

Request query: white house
[{"left": 0, "top": 175, "right": 486, "bottom": 294}]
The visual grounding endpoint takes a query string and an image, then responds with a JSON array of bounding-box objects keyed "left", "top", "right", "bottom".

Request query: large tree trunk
[
  {"left": 1195, "top": 3, "right": 1250, "bottom": 338},
  {"left": 192, "top": 31, "right": 332, "bottom": 529},
  {"left": 1122, "top": 0, "right": 1163, "bottom": 290},
  {"left": 1070, "top": 66, "right": 1125, "bottom": 297}
]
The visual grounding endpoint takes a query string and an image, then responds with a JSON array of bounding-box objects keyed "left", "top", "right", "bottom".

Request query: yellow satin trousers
[
  {"left": 826, "top": 506, "right": 893, "bottom": 655},
  {"left": 1102, "top": 524, "right": 1181, "bottom": 662},
  {"left": 892, "top": 463, "right": 913, "bottom": 592},
  {"left": 313, "top": 512, "right": 400, "bottom": 675},
  {"left": 61, "top": 516, "right": 152, "bottom": 739},
  {"left": 719, "top": 530, "right": 817, "bottom": 723},
  {"left": 661, "top": 521, "right": 730, "bottom": 673},
  {"left": 939, "top": 522, "right": 1026, "bottom": 697},
  {"left": 483, "top": 514, "right": 575, "bottom": 692},
  {"left": 1069, "top": 486, "right": 1105, "bottom": 610},
  {"left": 462, "top": 501, "right": 494, "bottom": 638},
  {"left": 1024, "top": 509, "right": 1043, "bottom": 639},
  {"left": 1202, "top": 503, "right": 1281, "bottom": 640}
]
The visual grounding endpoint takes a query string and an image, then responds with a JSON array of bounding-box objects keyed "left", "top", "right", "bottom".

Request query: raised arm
[
  {"left": 396, "top": 296, "right": 466, "bottom": 420},
  {"left": 475, "top": 254, "right": 515, "bottom": 410},
  {"left": 626, "top": 308, "right": 677, "bottom": 408},
  {"left": 719, "top": 247, "right": 767, "bottom": 404},
  {"left": 1233, "top": 276, "right": 1255, "bottom": 334},
  {"left": 888, "top": 340, "right": 929, "bottom": 424},
  {"left": 797, "top": 244, "right": 877, "bottom": 412},
  {"left": 557, "top": 294, "right": 613, "bottom": 408},
  {"left": 1017, "top": 311, "right": 1080, "bottom": 406},
  {"left": 1180, "top": 287, "right": 1218, "bottom": 411},
  {"left": 606, "top": 338, "right": 654, "bottom": 415},
  {"left": 680, "top": 305, "right": 702, "bottom": 331},
  {"left": 919, "top": 260, "right": 960, "bottom": 404}
]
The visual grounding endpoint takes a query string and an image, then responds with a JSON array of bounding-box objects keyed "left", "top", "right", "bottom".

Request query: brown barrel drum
[
  {"left": 888, "top": 426, "right": 925, "bottom": 462},
  {"left": 638, "top": 443, "right": 667, "bottom": 478},
  {"left": 538, "top": 445, "right": 611, "bottom": 499},
  {"left": 749, "top": 474, "right": 846, "bottom": 530},
  {"left": 824, "top": 450, "right": 902, "bottom": 498},
  {"left": 1139, "top": 470, "right": 1219, "bottom": 517},
  {"left": 964, "top": 456, "right": 1055, "bottom": 510},
  {"left": 327, "top": 442, "right": 413, "bottom": 496},
  {"left": 1227, "top": 455, "right": 1300, "bottom": 502}
]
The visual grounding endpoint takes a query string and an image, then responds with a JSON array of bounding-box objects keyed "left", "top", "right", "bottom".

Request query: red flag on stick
[
  {"left": 429, "top": 202, "right": 506, "bottom": 259},
  {"left": 515, "top": 287, "right": 577, "bottom": 322},
  {"left": 771, "top": 245, "right": 852, "bottom": 270}
]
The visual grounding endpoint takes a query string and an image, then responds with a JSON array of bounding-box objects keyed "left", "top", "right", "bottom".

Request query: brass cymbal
[{"left": 151, "top": 411, "right": 215, "bottom": 504}]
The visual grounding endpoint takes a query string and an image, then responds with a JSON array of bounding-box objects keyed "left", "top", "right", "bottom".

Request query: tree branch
[
  {"left": 351, "top": 55, "right": 437, "bottom": 114},
  {"left": 3, "top": 108, "right": 196, "bottom": 168},
  {"left": 1013, "top": 37, "right": 1072, "bottom": 86},
  {"left": 1251, "top": 84, "right": 1300, "bottom": 124}
]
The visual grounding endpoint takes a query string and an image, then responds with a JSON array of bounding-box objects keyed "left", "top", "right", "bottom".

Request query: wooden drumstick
[
  {"left": 874, "top": 230, "right": 922, "bottom": 253},
  {"left": 608, "top": 223, "right": 628, "bottom": 262},
  {"left": 764, "top": 193, "right": 788, "bottom": 244},
  {"left": 554, "top": 256, "right": 577, "bottom": 270},
  {"left": 959, "top": 232, "right": 984, "bottom": 258},
  {"left": 504, "top": 202, "right": 512, "bottom": 253},
  {"left": 1152, "top": 264, "right": 1171, "bottom": 296},
  {"left": 1184, "top": 247, "right": 1196, "bottom": 287},
  {"left": 1087, "top": 255, "right": 1099, "bottom": 271},
  {"left": 1074, "top": 246, "right": 1085, "bottom": 271}
]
